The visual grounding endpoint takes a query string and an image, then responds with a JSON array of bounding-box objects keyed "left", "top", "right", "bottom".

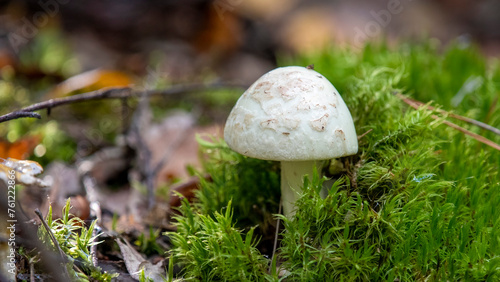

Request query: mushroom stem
[{"left": 281, "top": 160, "right": 323, "bottom": 217}]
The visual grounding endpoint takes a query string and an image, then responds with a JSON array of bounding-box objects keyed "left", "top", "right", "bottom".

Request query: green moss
[
  {"left": 36, "top": 199, "right": 117, "bottom": 281},
  {"left": 170, "top": 40, "right": 499, "bottom": 280},
  {"left": 168, "top": 200, "right": 274, "bottom": 281},
  {"left": 278, "top": 41, "right": 500, "bottom": 281},
  {"left": 194, "top": 136, "right": 280, "bottom": 234}
]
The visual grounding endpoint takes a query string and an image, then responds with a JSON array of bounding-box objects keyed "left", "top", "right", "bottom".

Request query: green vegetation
[
  {"left": 136, "top": 226, "right": 165, "bottom": 256},
  {"left": 36, "top": 200, "right": 117, "bottom": 281},
  {"left": 170, "top": 41, "right": 500, "bottom": 280},
  {"left": 169, "top": 200, "right": 274, "bottom": 281},
  {"left": 3, "top": 30, "right": 499, "bottom": 280},
  {"left": 194, "top": 136, "right": 281, "bottom": 232}
]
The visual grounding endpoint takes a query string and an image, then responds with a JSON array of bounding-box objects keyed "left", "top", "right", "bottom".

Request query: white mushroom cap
[{"left": 224, "top": 66, "right": 358, "bottom": 161}]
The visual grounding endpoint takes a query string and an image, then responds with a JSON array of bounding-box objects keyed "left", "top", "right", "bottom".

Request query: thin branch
[
  {"left": 0, "top": 83, "right": 246, "bottom": 123},
  {"left": 396, "top": 93, "right": 500, "bottom": 151},
  {"left": 80, "top": 173, "right": 101, "bottom": 268},
  {"left": 345, "top": 157, "right": 363, "bottom": 191},
  {"left": 34, "top": 209, "right": 68, "bottom": 263},
  {"left": 30, "top": 259, "right": 35, "bottom": 282},
  {"left": 270, "top": 199, "right": 282, "bottom": 274},
  {"left": 439, "top": 120, "right": 500, "bottom": 151},
  {"left": 34, "top": 209, "right": 71, "bottom": 280},
  {"left": 90, "top": 226, "right": 99, "bottom": 267},
  {"left": 129, "top": 95, "right": 156, "bottom": 209},
  {"left": 357, "top": 129, "right": 373, "bottom": 140},
  {"left": 0, "top": 184, "right": 68, "bottom": 281},
  {"left": 401, "top": 95, "right": 500, "bottom": 136},
  {"left": 1, "top": 111, "right": 42, "bottom": 121}
]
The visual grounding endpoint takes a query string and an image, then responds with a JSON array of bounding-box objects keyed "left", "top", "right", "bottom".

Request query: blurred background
[
  {"left": 1, "top": 0, "right": 499, "bottom": 167},
  {"left": 1, "top": 1, "right": 499, "bottom": 279},
  {"left": 0, "top": 0, "right": 499, "bottom": 178},
  {"left": 1, "top": 0, "right": 499, "bottom": 86}
]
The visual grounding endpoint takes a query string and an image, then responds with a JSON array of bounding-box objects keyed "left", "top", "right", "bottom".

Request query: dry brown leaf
[
  {"left": 157, "top": 124, "right": 223, "bottom": 185},
  {"left": 0, "top": 158, "right": 48, "bottom": 187},
  {"left": 115, "top": 238, "right": 165, "bottom": 281},
  {"left": 168, "top": 174, "right": 211, "bottom": 211},
  {"left": 193, "top": 6, "right": 242, "bottom": 56}
]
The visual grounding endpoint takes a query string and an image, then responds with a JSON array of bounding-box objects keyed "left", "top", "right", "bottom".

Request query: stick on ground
[
  {"left": 396, "top": 93, "right": 500, "bottom": 151},
  {"left": 0, "top": 83, "right": 246, "bottom": 123}
]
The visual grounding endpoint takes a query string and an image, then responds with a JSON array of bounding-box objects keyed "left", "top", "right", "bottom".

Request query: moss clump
[
  {"left": 195, "top": 136, "right": 280, "bottom": 233},
  {"left": 170, "top": 41, "right": 500, "bottom": 281},
  {"left": 168, "top": 200, "right": 273, "bottom": 281},
  {"left": 279, "top": 42, "right": 499, "bottom": 281}
]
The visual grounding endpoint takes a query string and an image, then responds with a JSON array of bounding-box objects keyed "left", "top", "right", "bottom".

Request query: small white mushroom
[{"left": 224, "top": 66, "right": 358, "bottom": 217}]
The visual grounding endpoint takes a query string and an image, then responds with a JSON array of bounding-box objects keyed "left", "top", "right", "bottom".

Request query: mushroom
[{"left": 224, "top": 66, "right": 358, "bottom": 217}]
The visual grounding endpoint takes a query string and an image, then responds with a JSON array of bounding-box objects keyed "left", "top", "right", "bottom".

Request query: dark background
[{"left": 1, "top": 0, "right": 499, "bottom": 85}]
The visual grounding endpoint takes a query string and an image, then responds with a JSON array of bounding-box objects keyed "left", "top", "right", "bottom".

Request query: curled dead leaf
[
  {"left": 0, "top": 158, "right": 49, "bottom": 187},
  {"left": 115, "top": 238, "right": 166, "bottom": 281}
]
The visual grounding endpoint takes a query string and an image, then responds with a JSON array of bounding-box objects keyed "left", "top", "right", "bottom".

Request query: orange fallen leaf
[
  {"left": 47, "top": 69, "right": 133, "bottom": 98},
  {"left": 0, "top": 136, "right": 40, "bottom": 159}
]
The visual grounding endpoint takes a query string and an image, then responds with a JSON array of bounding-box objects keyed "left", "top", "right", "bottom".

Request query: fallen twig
[
  {"left": 29, "top": 259, "right": 35, "bottom": 282},
  {"left": 0, "top": 83, "right": 247, "bottom": 123},
  {"left": 129, "top": 95, "right": 156, "bottom": 209},
  {"left": 401, "top": 95, "right": 500, "bottom": 136},
  {"left": 2, "top": 111, "right": 42, "bottom": 121},
  {"left": 0, "top": 184, "right": 69, "bottom": 281},
  {"left": 34, "top": 209, "right": 67, "bottom": 263},
  {"left": 90, "top": 226, "right": 99, "bottom": 268},
  {"left": 0, "top": 88, "right": 130, "bottom": 123},
  {"left": 396, "top": 93, "right": 500, "bottom": 151},
  {"left": 34, "top": 209, "right": 71, "bottom": 279},
  {"left": 80, "top": 174, "right": 101, "bottom": 267},
  {"left": 270, "top": 199, "right": 282, "bottom": 274},
  {"left": 357, "top": 129, "right": 373, "bottom": 140},
  {"left": 439, "top": 120, "right": 500, "bottom": 151}
]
